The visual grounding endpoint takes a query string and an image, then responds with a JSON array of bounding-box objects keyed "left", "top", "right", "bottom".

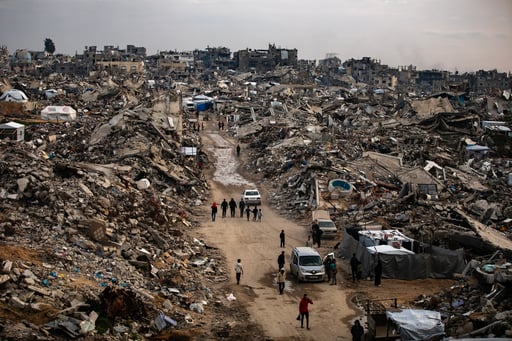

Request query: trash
[
  {"left": 189, "top": 302, "right": 204, "bottom": 313},
  {"left": 136, "top": 178, "right": 150, "bottom": 190},
  {"left": 226, "top": 293, "right": 236, "bottom": 301}
]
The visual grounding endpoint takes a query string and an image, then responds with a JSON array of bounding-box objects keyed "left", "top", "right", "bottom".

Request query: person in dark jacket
[
  {"left": 228, "top": 198, "right": 237, "bottom": 218},
  {"left": 245, "top": 206, "right": 251, "bottom": 221},
  {"left": 277, "top": 251, "right": 285, "bottom": 270},
  {"left": 350, "top": 253, "right": 360, "bottom": 282},
  {"left": 374, "top": 258, "right": 382, "bottom": 287},
  {"left": 252, "top": 206, "right": 258, "bottom": 221},
  {"left": 221, "top": 199, "right": 228, "bottom": 218},
  {"left": 351, "top": 320, "right": 364, "bottom": 341},
  {"left": 324, "top": 254, "right": 333, "bottom": 282},
  {"left": 239, "top": 198, "right": 245, "bottom": 218},
  {"left": 279, "top": 230, "right": 286, "bottom": 248}
]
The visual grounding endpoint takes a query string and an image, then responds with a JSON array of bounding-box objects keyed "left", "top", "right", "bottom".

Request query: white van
[{"left": 290, "top": 247, "right": 326, "bottom": 282}]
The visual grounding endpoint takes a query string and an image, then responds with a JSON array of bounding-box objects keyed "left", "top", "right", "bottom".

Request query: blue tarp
[{"left": 466, "top": 144, "right": 489, "bottom": 152}]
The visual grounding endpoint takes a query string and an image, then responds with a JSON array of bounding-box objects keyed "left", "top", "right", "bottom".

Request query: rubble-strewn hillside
[{"left": 1, "top": 66, "right": 512, "bottom": 338}]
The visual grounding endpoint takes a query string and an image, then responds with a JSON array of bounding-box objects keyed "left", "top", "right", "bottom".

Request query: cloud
[{"left": 424, "top": 30, "right": 483, "bottom": 40}]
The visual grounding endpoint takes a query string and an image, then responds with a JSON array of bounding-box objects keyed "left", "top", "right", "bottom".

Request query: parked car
[
  {"left": 242, "top": 189, "right": 261, "bottom": 206},
  {"left": 312, "top": 210, "right": 338, "bottom": 238},
  {"left": 290, "top": 246, "right": 326, "bottom": 282}
]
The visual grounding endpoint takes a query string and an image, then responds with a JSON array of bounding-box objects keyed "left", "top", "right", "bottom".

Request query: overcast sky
[{"left": 1, "top": 0, "right": 511, "bottom": 73}]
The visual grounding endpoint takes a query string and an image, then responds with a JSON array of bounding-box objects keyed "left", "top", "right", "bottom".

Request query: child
[{"left": 257, "top": 208, "right": 263, "bottom": 222}]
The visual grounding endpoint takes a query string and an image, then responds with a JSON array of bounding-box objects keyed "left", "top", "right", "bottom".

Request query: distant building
[
  {"left": 343, "top": 57, "right": 390, "bottom": 85},
  {"left": 473, "top": 69, "right": 511, "bottom": 94},
  {"left": 416, "top": 70, "right": 449, "bottom": 93},
  {"left": 96, "top": 60, "right": 145, "bottom": 74},
  {"left": 234, "top": 44, "right": 298, "bottom": 72},
  {"left": 194, "top": 46, "right": 233, "bottom": 70}
]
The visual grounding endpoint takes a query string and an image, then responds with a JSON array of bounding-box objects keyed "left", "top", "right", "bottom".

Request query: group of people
[
  {"left": 210, "top": 198, "right": 262, "bottom": 222},
  {"left": 234, "top": 246, "right": 372, "bottom": 336},
  {"left": 323, "top": 253, "right": 338, "bottom": 285}
]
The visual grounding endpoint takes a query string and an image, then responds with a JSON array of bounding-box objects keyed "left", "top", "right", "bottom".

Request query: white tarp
[
  {"left": 0, "top": 89, "right": 28, "bottom": 102},
  {"left": 367, "top": 244, "right": 415, "bottom": 255},
  {"left": 386, "top": 309, "right": 444, "bottom": 341}
]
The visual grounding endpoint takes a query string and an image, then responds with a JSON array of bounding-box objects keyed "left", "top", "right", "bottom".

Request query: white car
[{"left": 242, "top": 189, "right": 261, "bottom": 206}]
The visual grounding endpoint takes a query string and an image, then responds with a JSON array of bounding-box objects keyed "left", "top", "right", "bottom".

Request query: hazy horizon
[{"left": 1, "top": 0, "right": 511, "bottom": 73}]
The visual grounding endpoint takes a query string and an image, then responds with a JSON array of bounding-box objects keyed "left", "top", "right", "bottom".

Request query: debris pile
[
  {"left": 1, "top": 59, "right": 512, "bottom": 338},
  {"left": 0, "top": 72, "right": 267, "bottom": 339}
]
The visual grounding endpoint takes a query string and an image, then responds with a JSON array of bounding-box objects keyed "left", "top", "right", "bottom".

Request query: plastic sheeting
[
  {"left": 386, "top": 309, "right": 444, "bottom": 341},
  {"left": 339, "top": 229, "right": 466, "bottom": 280}
]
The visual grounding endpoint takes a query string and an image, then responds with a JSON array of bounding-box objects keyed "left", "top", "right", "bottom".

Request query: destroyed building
[
  {"left": 234, "top": 44, "right": 298, "bottom": 72},
  {"left": 0, "top": 40, "right": 512, "bottom": 339}
]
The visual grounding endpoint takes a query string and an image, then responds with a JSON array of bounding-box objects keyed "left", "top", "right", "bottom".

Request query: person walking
[
  {"left": 245, "top": 206, "right": 251, "bottom": 221},
  {"left": 277, "top": 268, "right": 286, "bottom": 295},
  {"left": 374, "top": 258, "right": 382, "bottom": 287},
  {"left": 351, "top": 320, "right": 364, "bottom": 341},
  {"left": 324, "top": 254, "right": 333, "bottom": 283},
  {"left": 239, "top": 198, "right": 245, "bottom": 218},
  {"left": 234, "top": 259, "right": 244, "bottom": 285},
  {"left": 221, "top": 199, "right": 228, "bottom": 218},
  {"left": 330, "top": 258, "right": 337, "bottom": 285},
  {"left": 279, "top": 230, "right": 286, "bottom": 248},
  {"left": 211, "top": 202, "right": 218, "bottom": 221},
  {"left": 350, "top": 253, "right": 360, "bottom": 282},
  {"left": 277, "top": 251, "right": 285, "bottom": 270},
  {"left": 257, "top": 208, "right": 262, "bottom": 222},
  {"left": 298, "top": 294, "right": 313, "bottom": 329},
  {"left": 229, "top": 198, "right": 237, "bottom": 218},
  {"left": 236, "top": 144, "right": 241, "bottom": 157},
  {"left": 252, "top": 206, "right": 258, "bottom": 221}
]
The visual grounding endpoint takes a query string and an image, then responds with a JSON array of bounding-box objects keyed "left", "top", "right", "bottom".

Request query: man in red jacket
[{"left": 298, "top": 293, "right": 313, "bottom": 329}]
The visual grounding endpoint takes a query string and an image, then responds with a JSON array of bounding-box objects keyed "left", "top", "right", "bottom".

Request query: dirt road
[{"left": 196, "top": 127, "right": 454, "bottom": 340}]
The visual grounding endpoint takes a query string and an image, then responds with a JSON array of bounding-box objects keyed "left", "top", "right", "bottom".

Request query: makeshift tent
[
  {"left": 386, "top": 309, "right": 444, "bottom": 341},
  {"left": 339, "top": 229, "right": 465, "bottom": 280},
  {"left": 0, "top": 121, "right": 24, "bottom": 141},
  {"left": 41, "top": 106, "right": 77, "bottom": 121},
  {"left": 0, "top": 89, "right": 28, "bottom": 102}
]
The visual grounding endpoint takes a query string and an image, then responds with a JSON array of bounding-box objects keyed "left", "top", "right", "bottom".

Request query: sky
[{"left": 0, "top": 0, "right": 511, "bottom": 73}]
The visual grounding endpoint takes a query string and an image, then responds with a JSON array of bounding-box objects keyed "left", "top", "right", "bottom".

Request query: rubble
[{"left": 0, "top": 50, "right": 511, "bottom": 339}]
